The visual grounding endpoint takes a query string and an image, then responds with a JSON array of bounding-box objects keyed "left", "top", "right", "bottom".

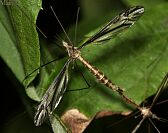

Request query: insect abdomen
[
  {"left": 78, "top": 55, "right": 121, "bottom": 92},
  {"left": 78, "top": 55, "right": 139, "bottom": 108},
  {"left": 93, "top": 66, "right": 122, "bottom": 92}
]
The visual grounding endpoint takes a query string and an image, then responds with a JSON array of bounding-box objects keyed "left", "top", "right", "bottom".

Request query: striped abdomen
[
  {"left": 77, "top": 55, "right": 122, "bottom": 92},
  {"left": 77, "top": 55, "right": 140, "bottom": 108}
]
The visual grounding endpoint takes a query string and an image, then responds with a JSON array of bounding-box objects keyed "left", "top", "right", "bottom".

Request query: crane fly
[
  {"left": 34, "top": 6, "right": 144, "bottom": 126},
  {"left": 131, "top": 73, "right": 168, "bottom": 133},
  {"left": 108, "top": 73, "right": 168, "bottom": 133}
]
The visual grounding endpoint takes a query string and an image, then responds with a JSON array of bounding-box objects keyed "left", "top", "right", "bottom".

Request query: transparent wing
[
  {"left": 34, "top": 59, "right": 71, "bottom": 126},
  {"left": 50, "top": 62, "right": 69, "bottom": 112},
  {"left": 79, "top": 6, "right": 144, "bottom": 49}
]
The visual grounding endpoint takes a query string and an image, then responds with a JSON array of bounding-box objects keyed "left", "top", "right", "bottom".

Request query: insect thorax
[
  {"left": 141, "top": 107, "right": 152, "bottom": 117},
  {"left": 62, "top": 41, "right": 81, "bottom": 59}
]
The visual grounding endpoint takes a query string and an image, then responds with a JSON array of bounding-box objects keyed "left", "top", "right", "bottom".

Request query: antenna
[
  {"left": 74, "top": 7, "right": 80, "bottom": 44},
  {"left": 50, "top": 6, "right": 72, "bottom": 45}
]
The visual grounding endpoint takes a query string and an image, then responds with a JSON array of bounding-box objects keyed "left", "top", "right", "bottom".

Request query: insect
[
  {"left": 33, "top": 6, "right": 144, "bottom": 126},
  {"left": 131, "top": 73, "right": 168, "bottom": 133},
  {"left": 107, "top": 73, "right": 168, "bottom": 133}
]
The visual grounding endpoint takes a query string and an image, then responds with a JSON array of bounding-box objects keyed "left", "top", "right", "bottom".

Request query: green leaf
[
  {"left": 80, "top": 0, "right": 124, "bottom": 19},
  {"left": 7, "top": 0, "right": 41, "bottom": 86},
  {"left": 49, "top": 114, "right": 69, "bottom": 133},
  {"left": 122, "top": 0, "right": 168, "bottom": 8},
  {"left": 0, "top": 1, "right": 68, "bottom": 132},
  {"left": 0, "top": 3, "right": 24, "bottom": 82}
]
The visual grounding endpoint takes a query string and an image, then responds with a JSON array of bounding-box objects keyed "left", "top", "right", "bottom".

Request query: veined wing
[
  {"left": 79, "top": 6, "right": 144, "bottom": 49},
  {"left": 34, "top": 59, "right": 71, "bottom": 126}
]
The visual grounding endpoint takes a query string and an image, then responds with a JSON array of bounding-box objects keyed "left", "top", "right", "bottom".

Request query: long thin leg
[
  {"left": 132, "top": 116, "right": 146, "bottom": 133},
  {"left": 75, "top": 61, "right": 91, "bottom": 88},
  {"left": 66, "top": 61, "right": 91, "bottom": 92},
  {"left": 108, "top": 110, "right": 140, "bottom": 128},
  {"left": 150, "top": 73, "right": 168, "bottom": 108},
  {"left": 156, "top": 99, "right": 168, "bottom": 105},
  {"left": 23, "top": 56, "right": 66, "bottom": 82},
  {"left": 148, "top": 118, "right": 160, "bottom": 133}
]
